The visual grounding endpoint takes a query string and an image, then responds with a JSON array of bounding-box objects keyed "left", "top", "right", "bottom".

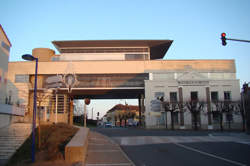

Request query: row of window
[
  {"left": 159, "top": 111, "right": 234, "bottom": 126},
  {"left": 61, "top": 47, "right": 149, "bottom": 54},
  {"left": 155, "top": 91, "right": 231, "bottom": 102}
]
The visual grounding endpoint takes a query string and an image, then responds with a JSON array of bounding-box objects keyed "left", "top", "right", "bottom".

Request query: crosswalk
[
  {"left": 0, "top": 123, "right": 32, "bottom": 160},
  {"left": 112, "top": 135, "right": 250, "bottom": 146}
]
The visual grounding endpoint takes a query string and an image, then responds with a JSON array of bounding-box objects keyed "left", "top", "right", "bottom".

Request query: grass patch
[{"left": 6, "top": 123, "right": 78, "bottom": 166}]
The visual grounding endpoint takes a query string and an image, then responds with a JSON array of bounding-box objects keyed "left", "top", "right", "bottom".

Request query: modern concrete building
[
  {"left": 0, "top": 24, "right": 11, "bottom": 104},
  {"left": 0, "top": 25, "right": 25, "bottom": 128},
  {"left": 7, "top": 40, "right": 242, "bottom": 129}
]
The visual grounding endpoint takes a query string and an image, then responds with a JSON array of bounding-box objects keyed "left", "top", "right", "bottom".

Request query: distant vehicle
[
  {"left": 128, "top": 119, "right": 138, "bottom": 127},
  {"left": 105, "top": 122, "right": 112, "bottom": 128}
]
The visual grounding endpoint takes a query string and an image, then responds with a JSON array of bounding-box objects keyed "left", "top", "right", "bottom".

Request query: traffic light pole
[{"left": 226, "top": 38, "right": 250, "bottom": 43}]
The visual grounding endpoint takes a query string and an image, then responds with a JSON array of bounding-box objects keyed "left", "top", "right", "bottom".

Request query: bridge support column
[
  {"left": 138, "top": 94, "right": 144, "bottom": 127},
  {"left": 69, "top": 98, "right": 73, "bottom": 125}
]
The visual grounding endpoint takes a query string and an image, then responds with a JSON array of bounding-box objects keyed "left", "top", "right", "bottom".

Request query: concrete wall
[
  {"left": 0, "top": 114, "right": 11, "bottom": 128},
  {"left": 0, "top": 103, "right": 25, "bottom": 128},
  {"left": 0, "top": 26, "right": 11, "bottom": 104},
  {"left": 8, "top": 60, "right": 235, "bottom": 75}
]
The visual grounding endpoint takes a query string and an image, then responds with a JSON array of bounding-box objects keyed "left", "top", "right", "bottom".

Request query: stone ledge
[{"left": 65, "top": 127, "right": 89, "bottom": 164}]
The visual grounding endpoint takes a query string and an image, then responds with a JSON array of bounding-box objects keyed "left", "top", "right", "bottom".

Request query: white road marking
[
  {"left": 174, "top": 143, "right": 247, "bottom": 166},
  {"left": 86, "top": 163, "right": 132, "bottom": 166},
  {"left": 88, "top": 143, "right": 117, "bottom": 146},
  {"left": 88, "top": 150, "right": 120, "bottom": 152},
  {"left": 236, "top": 141, "right": 250, "bottom": 146}
]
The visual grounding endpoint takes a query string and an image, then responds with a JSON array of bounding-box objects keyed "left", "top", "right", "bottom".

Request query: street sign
[{"left": 150, "top": 99, "right": 161, "bottom": 112}]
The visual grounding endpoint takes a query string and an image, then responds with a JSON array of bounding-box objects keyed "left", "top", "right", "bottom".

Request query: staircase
[{"left": 0, "top": 123, "right": 32, "bottom": 164}]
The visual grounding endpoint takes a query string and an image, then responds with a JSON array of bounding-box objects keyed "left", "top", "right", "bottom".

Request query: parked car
[{"left": 104, "top": 122, "right": 112, "bottom": 128}]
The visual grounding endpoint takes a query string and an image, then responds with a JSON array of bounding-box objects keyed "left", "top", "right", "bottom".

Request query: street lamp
[{"left": 22, "top": 54, "right": 38, "bottom": 163}]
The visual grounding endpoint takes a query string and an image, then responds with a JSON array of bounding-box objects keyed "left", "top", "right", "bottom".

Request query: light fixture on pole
[{"left": 22, "top": 54, "right": 38, "bottom": 163}]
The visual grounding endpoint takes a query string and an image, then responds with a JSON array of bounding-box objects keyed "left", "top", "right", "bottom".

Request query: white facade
[{"left": 145, "top": 70, "right": 241, "bottom": 129}]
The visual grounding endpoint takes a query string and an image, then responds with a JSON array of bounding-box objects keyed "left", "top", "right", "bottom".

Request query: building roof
[
  {"left": 107, "top": 104, "right": 139, "bottom": 113},
  {"left": 0, "top": 24, "right": 12, "bottom": 47},
  {"left": 52, "top": 40, "right": 173, "bottom": 60}
]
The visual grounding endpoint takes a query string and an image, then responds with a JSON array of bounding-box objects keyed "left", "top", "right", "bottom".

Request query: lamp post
[{"left": 22, "top": 54, "right": 38, "bottom": 163}]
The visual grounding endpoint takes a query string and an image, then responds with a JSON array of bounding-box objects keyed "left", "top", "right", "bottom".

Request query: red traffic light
[
  {"left": 221, "top": 33, "right": 226, "bottom": 37},
  {"left": 221, "top": 32, "right": 227, "bottom": 46}
]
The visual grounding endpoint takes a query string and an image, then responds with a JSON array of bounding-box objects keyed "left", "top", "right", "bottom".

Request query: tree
[
  {"left": 162, "top": 101, "right": 179, "bottom": 130},
  {"left": 212, "top": 101, "right": 239, "bottom": 131},
  {"left": 36, "top": 90, "right": 51, "bottom": 149},
  {"left": 116, "top": 111, "right": 124, "bottom": 127},
  {"left": 185, "top": 100, "right": 204, "bottom": 130},
  {"left": 114, "top": 114, "right": 118, "bottom": 126},
  {"left": 239, "top": 100, "right": 246, "bottom": 131}
]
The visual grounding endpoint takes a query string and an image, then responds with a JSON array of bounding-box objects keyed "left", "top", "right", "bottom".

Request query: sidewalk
[{"left": 84, "top": 131, "right": 135, "bottom": 166}]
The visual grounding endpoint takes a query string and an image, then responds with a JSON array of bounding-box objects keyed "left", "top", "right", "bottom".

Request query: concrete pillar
[
  {"left": 69, "top": 99, "right": 73, "bottom": 125},
  {"left": 84, "top": 103, "right": 87, "bottom": 127},
  {"left": 178, "top": 87, "right": 185, "bottom": 129},
  {"left": 141, "top": 94, "right": 145, "bottom": 127},
  {"left": 206, "top": 87, "right": 213, "bottom": 129},
  {"left": 138, "top": 96, "right": 142, "bottom": 126}
]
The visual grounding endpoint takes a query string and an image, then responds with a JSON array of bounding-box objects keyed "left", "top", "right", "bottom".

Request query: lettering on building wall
[{"left": 178, "top": 81, "right": 209, "bottom": 86}]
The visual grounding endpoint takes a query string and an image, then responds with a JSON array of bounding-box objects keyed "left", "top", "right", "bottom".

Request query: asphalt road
[{"left": 92, "top": 128, "right": 250, "bottom": 166}]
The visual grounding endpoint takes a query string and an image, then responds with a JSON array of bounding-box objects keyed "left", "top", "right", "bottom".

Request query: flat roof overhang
[
  {"left": 57, "top": 88, "right": 144, "bottom": 99},
  {"left": 52, "top": 40, "right": 173, "bottom": 60}
]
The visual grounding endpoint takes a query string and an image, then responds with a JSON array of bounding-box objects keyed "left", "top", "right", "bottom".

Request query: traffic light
[
  {"left": 221, "top": 32, "right": 227, "bottom": 46},
  {"left": 97, "top": 112, "right": 99, "bottom": 116}
]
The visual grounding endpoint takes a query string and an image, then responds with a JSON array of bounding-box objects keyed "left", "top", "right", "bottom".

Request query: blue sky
[{"left": 1, "top": 0, "right": 250, "bottom": 118}]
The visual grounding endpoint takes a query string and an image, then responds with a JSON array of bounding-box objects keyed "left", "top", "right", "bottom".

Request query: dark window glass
[
  {"left": 125, "top": 54, "right": 148, "bottom": 60},
  {"left": 212, "top": 111, "right": 220, "bottom": 123},
  {"left": 191, "top": 92, "right": 198, "bottom": 101},
  {"left": 224, "top": 91, "right": 231, "bottom": 101},
  {"left": 1, "top": 41, "right": 10, "bottom": 52},
  {"left": 211, "top": 91, "right": 218, "bottom": 102},
  {"left": 173, "top": 112, "right": 179, "bottom": 124},
  {"left": 170, "top": 92, "right": 177, "bottom": 102}
]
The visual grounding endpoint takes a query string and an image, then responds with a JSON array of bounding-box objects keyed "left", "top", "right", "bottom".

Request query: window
[
  {"left": 211, "top": 91, "right": 218, "bottom": 102},
  {"left": 224, "top": 91, "right": 231, "bottom": 101},
  {"left": 170, "top": 92, "right": 177, "bottom": 102},
  {"left": 125, "top": 54, "right": 148, "bottom": 60},
  {"left": 212, "top": 111, "right": 220, "bottom": 123},
  {"left": 15, "top": 74, "right": 29, "bottom": 83},
  {"left": 191, "top": 92, "right": 198, "bottom": 101},
  {"left": 173, "top": 112, "right": 179, "bottom": 124},
  {"left": 1, "top": 41, "right": 10, "bottom": 52},
  {"left": 155, "top": 92, "right": 164, "bottom": 98},
  {"left": 226, "top": 113, "right": 233, "bottom": 122}
]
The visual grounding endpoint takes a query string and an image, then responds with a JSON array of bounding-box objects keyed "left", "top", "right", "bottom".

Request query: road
[{"left": 92, "top": 128, "right": 250, "bottom": 166}]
